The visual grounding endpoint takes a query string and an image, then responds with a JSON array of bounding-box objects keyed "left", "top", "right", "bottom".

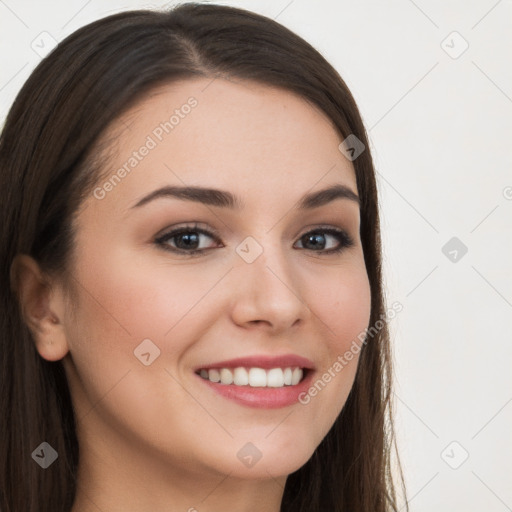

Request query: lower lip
[{"left": 195, "top": 370, "right": 315, "bottom": 409}]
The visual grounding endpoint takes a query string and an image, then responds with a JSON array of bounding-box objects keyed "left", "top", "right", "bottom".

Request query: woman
[{"left": 0, "top": 3, "right": 408, "bottom": 511}]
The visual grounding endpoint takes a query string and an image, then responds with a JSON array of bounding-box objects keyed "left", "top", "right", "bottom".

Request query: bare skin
[{"left": 13, "top": 77, "right": 371, "bottom": 512}]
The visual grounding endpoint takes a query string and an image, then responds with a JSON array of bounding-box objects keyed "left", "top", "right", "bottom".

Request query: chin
[{"left": 202, "top": 430, "right": 319, "bottom": 480}]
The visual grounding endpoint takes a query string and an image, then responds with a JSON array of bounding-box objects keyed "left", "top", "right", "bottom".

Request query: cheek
[
  {"left": 315, "top": 262, "right": 372, "bottom": 354},
  {"left": 70, "top": 242, "right": 223, "bottom": 343},
  {"left": 299, "top": 262, "right": 371, "bottom": 427},
  {"left": 62, "top": 249, "right": 207, "bottom": 445},
  {"left": 63, "top": 245, "right": 229, "bottom": 408}
]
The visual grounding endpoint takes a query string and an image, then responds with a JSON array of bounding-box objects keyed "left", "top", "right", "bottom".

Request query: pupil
[
  {"left": 305, "top": 233, "right": 325, "bottom": 249},
  {"left": 178, "top": 232, "right": 199, "bottom": 249}
]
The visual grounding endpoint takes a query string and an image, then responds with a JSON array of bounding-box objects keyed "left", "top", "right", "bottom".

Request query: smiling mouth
[{"left": 195, "top": 366, "right": 307, "bottom": 388}]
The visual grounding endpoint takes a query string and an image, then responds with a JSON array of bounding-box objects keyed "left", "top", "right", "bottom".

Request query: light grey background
[{"left": 1, "top": 1, "right": 511, "bottom": 510}]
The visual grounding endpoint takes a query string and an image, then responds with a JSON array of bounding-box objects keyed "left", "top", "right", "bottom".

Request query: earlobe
[{"left": 10, "top": 254, "right": 70, "bottom": 361}]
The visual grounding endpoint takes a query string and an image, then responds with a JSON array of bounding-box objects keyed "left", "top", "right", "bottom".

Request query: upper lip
[{"left": 195, "top": 354, "right": 315, "bottom": 371}]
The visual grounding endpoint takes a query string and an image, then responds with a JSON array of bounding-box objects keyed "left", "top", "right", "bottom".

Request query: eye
[
  {"left": 294, "top": 227, "right": 354, "bottom": 254},
  {"left": 155, "top": 223, "right": 221, "bottom": 255}
]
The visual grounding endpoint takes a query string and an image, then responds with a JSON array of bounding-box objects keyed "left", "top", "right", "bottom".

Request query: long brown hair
[{"left": 0, "top": 3, "right": 408, "bottom": 511}]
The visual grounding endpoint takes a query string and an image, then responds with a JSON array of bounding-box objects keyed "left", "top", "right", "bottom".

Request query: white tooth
[
  {"left": 291, "top": 367, "right": 303, "bottom": 385},
  {"left": 209, "top": 369, "right": 220, "bottom": 383},
  {"left": 248, "top": 367, "right": 267, "bottom": 387},
  {"left": 283, "top": 367, "right": 293, "bottom": 385},
  {"left": 220, "top": 368, "right": 234, "bottom": 385},
  {"left": 233, "top": 367, "right": 249, "bottom": 386},
  {"left": 267, "top": 368, "right": 285, "bottom": 387},
  {"left": 200, "top": 369, "right": 209, "bottom": 379}
]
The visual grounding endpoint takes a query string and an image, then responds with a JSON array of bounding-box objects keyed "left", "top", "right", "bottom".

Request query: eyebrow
[{"left": 130, "top": 183, "right": 360, "bottom": 210}]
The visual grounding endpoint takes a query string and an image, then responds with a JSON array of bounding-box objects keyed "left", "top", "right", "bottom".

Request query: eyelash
[{"left": 154, "top": 222, "right": 355, "bottom": 257}]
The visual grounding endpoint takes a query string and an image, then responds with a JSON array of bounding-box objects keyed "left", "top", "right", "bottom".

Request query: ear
[{"left": 10, "top": 254, "right": 70, "bottom": 361}]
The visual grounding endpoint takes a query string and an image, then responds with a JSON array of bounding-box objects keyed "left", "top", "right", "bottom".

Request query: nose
[{"left": 230, "top": 241, "right": 309, "bottom": 333}]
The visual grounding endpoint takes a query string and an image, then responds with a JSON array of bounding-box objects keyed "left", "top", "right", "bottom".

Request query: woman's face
[{"left": 60, "top": 77, "right": 371, "bottom": 481}]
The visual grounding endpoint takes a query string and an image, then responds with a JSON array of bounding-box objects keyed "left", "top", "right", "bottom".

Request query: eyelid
[{"left": 155, "top": 222, "right": 221, "bottom": 240}]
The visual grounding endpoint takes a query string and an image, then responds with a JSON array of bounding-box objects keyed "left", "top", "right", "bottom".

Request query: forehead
[{"left": 89, "top": 77, "right": 358, "bottom": 214}]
